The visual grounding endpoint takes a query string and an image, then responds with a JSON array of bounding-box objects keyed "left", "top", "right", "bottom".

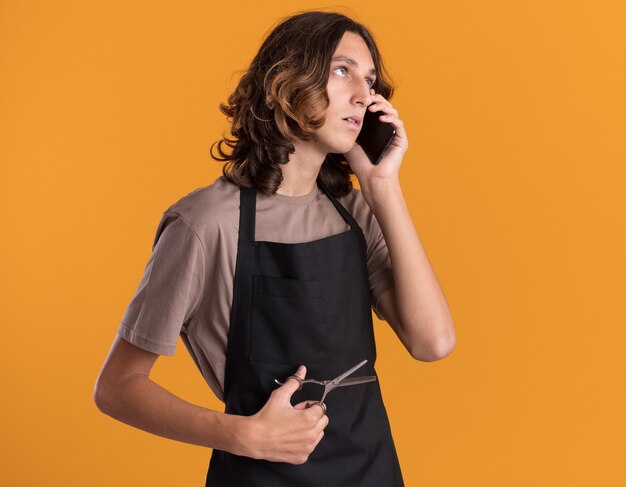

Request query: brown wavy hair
[{"left": 210, "top": 10, "right": 395, "bottom": 197}]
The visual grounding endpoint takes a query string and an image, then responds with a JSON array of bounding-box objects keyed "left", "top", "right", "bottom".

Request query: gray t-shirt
[{"left": 117, "top": 175, "right": 395, "bottom": 402}]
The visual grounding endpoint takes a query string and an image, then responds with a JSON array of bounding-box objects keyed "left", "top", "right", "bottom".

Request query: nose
[{"left": 352, "top": 79, "right": 373, "bottom": 108}]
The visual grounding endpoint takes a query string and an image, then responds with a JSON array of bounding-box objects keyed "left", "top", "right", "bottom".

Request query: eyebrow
[{"left": 331, "top": 55, "right": 377, "bottom": 77}]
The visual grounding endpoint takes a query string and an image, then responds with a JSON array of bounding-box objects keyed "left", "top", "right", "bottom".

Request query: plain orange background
[{"left": 1, "top": 1, "right": 625, "bottom": 485}]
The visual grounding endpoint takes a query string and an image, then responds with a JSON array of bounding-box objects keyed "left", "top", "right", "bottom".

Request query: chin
[
  {"left": 316, "top": 135, "right": 357, "bottom": 157},
  {"left": 332, "top": 139, "right": 357, "bottom": 155}
]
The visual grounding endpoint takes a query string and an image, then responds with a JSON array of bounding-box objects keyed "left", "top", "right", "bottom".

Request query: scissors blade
[
  {"left": 335, "top": 359, "right": 368, "bottom": 383},
  {"left": 319, "top": 360, "right": 371, "bottom": 404},
  {"left": 326, "top": 359, "right": 369, "bottom": 392},
  {"left": 336, "top": 376, "right": 377, "bottom": 387}
]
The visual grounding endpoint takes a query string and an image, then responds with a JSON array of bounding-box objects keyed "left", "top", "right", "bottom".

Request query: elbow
[
  {"left": 410, "top": 321, "right": 456, "bottom": 362},
  {"left": 431, "top": 334, "right": 456, "bottom": 361},
  {"left": 93, "top": 374, "right": 115, "bottom": 415},
  {"left": 93, "top": 379, "right": 107, "bottom": 414},
  {"left": 431, "top": 322, "right": 456, "bottom": 360}
]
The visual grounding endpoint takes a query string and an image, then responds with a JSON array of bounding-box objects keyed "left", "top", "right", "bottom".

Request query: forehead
[{"left": 331, "top": 32, "right": 376, "bottom": 75}]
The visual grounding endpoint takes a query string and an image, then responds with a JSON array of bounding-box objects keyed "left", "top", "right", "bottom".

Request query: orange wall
[{"left": 1, "top": 1, "right": 625, "bottom": 485}]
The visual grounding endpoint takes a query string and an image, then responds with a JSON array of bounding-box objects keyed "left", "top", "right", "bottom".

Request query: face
[{"left": 313, "top": 31, "right": 376, "bottom": 154}]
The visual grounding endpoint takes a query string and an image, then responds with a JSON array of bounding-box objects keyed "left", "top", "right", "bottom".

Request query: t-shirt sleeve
[
  {"left": 116, "top": 211, "right": 205, "bottom": 355},
  {"left": 365, "top": 209, "right": 395, "bottom": 322}
]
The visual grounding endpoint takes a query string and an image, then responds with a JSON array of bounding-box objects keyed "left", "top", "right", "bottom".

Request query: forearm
[
  {"left": 361, "top": 177, "right": 455, "bottom": 353},
  {"left": 95, "top": 374, "right": 252, "bottom": 456}
]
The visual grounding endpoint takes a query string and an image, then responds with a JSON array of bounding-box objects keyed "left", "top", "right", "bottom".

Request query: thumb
[{"left": 276, "top": 365, "right": 306, "bottom": 400}]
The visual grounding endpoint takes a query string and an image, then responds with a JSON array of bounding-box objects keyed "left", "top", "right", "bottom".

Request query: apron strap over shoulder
[{"left": 239, "top": 186, "right": 257, "bottom": 243}]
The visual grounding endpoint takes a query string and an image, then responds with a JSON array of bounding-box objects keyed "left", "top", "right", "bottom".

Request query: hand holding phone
[{"left": 356, "top": 105, "right": 396, "bottom": 165}]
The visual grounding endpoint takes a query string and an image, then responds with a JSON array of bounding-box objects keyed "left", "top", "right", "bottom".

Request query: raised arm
[
  {"left": 344, "top": 89, "right": 456, "bottom": 361},
  {"left": 364, "top": 179, "right": 456, "bottom": 362}
]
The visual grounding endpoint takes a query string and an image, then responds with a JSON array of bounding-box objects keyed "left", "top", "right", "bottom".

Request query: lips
[{"left": 342, "top": 115, "right": 362, "bottom": 128}]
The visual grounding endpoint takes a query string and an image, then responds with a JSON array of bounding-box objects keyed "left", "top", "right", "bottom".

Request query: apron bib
[{"left": 205, "top": 179, "right": 404, "bottom": 486}]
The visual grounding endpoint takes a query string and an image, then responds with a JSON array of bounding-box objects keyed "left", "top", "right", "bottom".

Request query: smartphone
[{"left": 356, "top": 106, "right": 396, "bottom": 165}]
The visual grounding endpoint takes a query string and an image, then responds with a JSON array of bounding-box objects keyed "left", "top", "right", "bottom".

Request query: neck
[{"left": 276, "top": 140, "right": 327, "bottom": 196}]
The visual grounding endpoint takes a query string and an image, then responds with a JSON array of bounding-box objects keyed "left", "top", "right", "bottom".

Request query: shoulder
[
  {"left": 335, "top": 187, "right": 382, "bottom": 245},
  {"left": 157, "top": 175, "right": 241, "bottom": 243},
  {"left": 336, "top": 186, "right": 366, "bottom": 211},
  {"left": 336, "top": 187, "right": 375, "bottom": 227}
]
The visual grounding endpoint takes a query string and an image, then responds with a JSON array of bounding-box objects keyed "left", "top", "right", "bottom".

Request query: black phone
[{"left": 356, "top": 106, "right": 396, "bottom": 165}]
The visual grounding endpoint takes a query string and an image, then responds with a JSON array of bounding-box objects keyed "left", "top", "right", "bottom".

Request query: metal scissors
[{"left": 274, "top": 359, "right": 377, "bottom": 413}]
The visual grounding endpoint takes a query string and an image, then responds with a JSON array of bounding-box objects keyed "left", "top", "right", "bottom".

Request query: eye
[{"left": 334, "top": 65, "right": 376, "bottom": 88}]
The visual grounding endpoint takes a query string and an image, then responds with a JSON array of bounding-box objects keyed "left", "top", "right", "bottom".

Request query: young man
[{"left": 95, "top": 10, "right": 455, "bottom": 486}]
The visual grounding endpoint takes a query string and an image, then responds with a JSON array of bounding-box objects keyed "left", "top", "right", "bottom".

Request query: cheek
[{"left": 325, "top": 81, "right": 343, "bottom": 104}]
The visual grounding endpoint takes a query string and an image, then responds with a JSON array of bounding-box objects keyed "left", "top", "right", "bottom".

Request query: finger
[
  {"left": 294, "top": 399, "right": 316, "bottom": 410},
  {"left": 305, "top": 401, "right": 327, "bottom": 416},
  {"left": 289, "top": 364, "right": 306, "bottom": 383},
  {"left": 369, "top": 91, "right": 389, "bottom": 103},
  {"left": 368, "top": 102, "right": 397, "bottom": 116},
  {"left": 293, "top": 400, "right": 326, "bottom": 414},
  {"left": 312, "top": 429, "right": 325, "bottom": 449},
  {"left": 276, "top": 365, "right": 306, "bottom": 400},
  {"left": 313, "top": 409, "right": 329, "bottom": 431}
]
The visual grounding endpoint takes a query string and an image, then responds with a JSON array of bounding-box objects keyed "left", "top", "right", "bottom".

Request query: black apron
[{"left": 205, "top": 179, "right": 404, "bottom": 486}]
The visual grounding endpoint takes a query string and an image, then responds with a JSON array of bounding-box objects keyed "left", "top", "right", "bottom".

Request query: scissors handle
[
  {"left": 304, "top": 401, "right": 327, "bottom": 413},
  {"left": 274, "top": 376, "right": 327, "bottom": 391}
]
